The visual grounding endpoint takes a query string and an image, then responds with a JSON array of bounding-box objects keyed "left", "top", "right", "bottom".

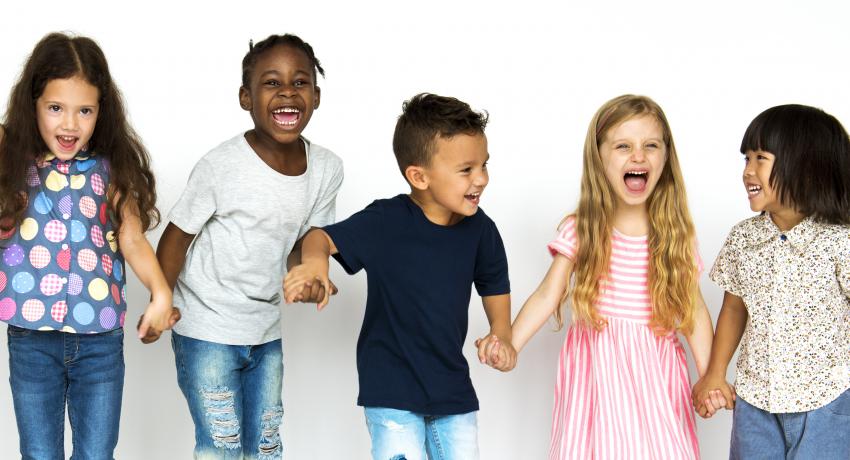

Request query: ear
[
  {"left": 238, "top": 86, "right": 251, "bottom": 111},
  {"left": 313, "top": 86, "right": 321, "bottom": 110},
  {"left": 404, "top": 165, "right": 429, "bottom": 191}
]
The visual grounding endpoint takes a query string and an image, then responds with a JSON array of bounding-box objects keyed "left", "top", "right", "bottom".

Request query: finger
[
  {"left": 489, "top": 340, "right": 502, "bottom": 366},
  {"left": 318, "top": 277, "right": 331, "bottom": 310},
  {"left": 137, "top": 317, "right": 150, "bottom": 339},
  {"left": 477, "top": 338, "right": 489, "bottom": 364}
]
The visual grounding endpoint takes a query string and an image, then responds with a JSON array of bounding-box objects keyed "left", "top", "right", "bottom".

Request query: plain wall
[{"left": 1, "top": 1, "right": 849, "bottom": 458}]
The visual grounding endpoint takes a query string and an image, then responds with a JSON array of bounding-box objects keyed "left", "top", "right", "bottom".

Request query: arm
[
  {"left": 683, "top": 290, "right": 713, "bottom": 377},
  {"left": 476, "top": 294, "right": 515, "bottom": 371},
  {"left": 282, "top": 228, "right": 337, "bottom": 309},
  {"left": 119, "top": 202, "right": 178, "bottom": 342},
  {"left": 287, "top": 232, "right": 338, "bottom": 303},
  {"left": 156, "top": 222, "right": 195, "bottom": 290},
  {"left": 691, "top": 291, "right": 747, "bottom": 414},
  {"left": 511, "top": 254, "right": 573, "bottom": 354}
]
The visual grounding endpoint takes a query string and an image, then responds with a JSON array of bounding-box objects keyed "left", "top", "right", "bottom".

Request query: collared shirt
[
  {"left": 711, "top": 214, "right": 850, "bottom": 413},
  {"left": 0, "top": 151, "right": 125, "bottom": 333}
]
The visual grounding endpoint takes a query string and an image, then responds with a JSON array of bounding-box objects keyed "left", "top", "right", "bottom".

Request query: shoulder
[
  {"left": 201, "top": 133, "right": 249, "bottom": 162},
  {"left": 306, "top": 140, "right": 342, "bottom": 168},
  {"left": 813, "top": 220, "right": 850, "bottom": 249},
  {"left": 723, "top": 214, "right": 766, "bottom": 246}
]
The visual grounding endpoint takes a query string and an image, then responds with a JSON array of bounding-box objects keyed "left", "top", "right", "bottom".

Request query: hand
[
  {"left": 283, "top": 260, "right": 331, "bottom": 309},
  {"left": 692, "top": 373, "right": 736, "bottom": 418},
  {"left": 137, "top": 306, "right": 181, "bottom": 344},
  {"left": 292, "top": 279, "right": 338, "bottom": 304},
  {"left": 475, "top": 334, "right": 517, "bottom": 372}
]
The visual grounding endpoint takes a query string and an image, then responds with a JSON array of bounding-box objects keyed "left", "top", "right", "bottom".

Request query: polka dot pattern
[{"left": 3, "top": 154, "right": 125, "bottom": 333}]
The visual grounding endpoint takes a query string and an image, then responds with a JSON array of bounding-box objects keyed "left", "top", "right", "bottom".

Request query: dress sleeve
[{"left": 547, "top": 216, "right": 578, "bottom": 261}]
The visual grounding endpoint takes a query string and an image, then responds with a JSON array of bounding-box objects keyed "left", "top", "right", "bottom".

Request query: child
[
  {"left": 283, "top": 93, "right": 514, "bottom": 460},
  {"left": 692, "top": 104, "right": 850, "bottom": 459},
  {"left": 509, "top": 95, "right": 715, "bottom": 459},
  {"left": 0, "top": 32, "right": 177, "bottom": 458},
  {"left": 155, "top": 34, "right": 343, "bottom": 459}
]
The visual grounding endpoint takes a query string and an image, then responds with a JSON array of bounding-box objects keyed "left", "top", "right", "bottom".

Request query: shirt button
[{"left": 780, "top": 234, "right": 787, "bottom": 241}]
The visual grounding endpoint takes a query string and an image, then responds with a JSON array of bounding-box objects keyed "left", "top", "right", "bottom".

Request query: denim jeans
[
  {"left": 363, "top": 407, "right": 479, "bottom": 460},
  {"left": 172, "top": 332, "right": 284, "bottom": 460},
  {"left": 730, "top": 389, "right": 850, "bottom": 460},
  {"left": 7, "top": 324, "right": 125, "bottom": 460}
]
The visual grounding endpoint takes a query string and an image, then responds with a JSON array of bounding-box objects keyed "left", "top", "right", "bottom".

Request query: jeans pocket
[
  {"left": 7, "top": 325, "right": 32, "bottom": 338},
  {"left": 826, "top": 389, "right": 850, "bottom": 417}
]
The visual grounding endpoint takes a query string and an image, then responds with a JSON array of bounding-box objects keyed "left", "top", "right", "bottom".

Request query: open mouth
[
  {"left": 57, "top": 135, "right": 78, "bottom": 151},
  {"left": 464, "top": 192, "right": 481, "bottom": 205},
  {"left": 623, "top": 170, "right": 648, "bottom": 193},
  {"left": 272, "top": 107, "right": 301, "bottom": 127},
  {"left": 747, "top": 184, "right": 762, "bottom": 197}
]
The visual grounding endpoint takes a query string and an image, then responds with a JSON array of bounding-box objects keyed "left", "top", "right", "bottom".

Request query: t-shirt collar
[{"left": 746, "top": 213, "right": 817, "bottom": 250}]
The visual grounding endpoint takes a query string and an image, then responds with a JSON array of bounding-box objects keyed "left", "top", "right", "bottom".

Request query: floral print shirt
[
  {"left": 711, "top": 214, "right": 850, "bottom": 412},
  {"left": 0, "top": 151, "right": 126, "bottom": 333}
]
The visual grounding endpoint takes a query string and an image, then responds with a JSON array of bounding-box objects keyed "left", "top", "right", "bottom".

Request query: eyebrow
[{"left": 259, "top": 69, "right": 312, "bottom": 79}]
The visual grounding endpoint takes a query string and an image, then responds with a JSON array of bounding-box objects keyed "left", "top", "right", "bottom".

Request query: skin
[
  {"left": 283, "top": 132, "right": 516, "bottom": 371},
  {"left": 510, "top": 116, "right": 717, "bottom": 414},
  {"left": 36, "top": 77, "right": 99, "bottom": 161},
  {"left": 691, "top": 150, "right": 806, "bottom": 416},
  {"left": 150, "top": 45, "right": 328, "bottom": 343}
]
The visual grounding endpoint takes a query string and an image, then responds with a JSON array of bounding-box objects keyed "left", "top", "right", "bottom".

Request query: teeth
[
  {"left": 747, "top": 185, "right": 761, "bottom": 192},
  {"left": 273, "top": 107, "right": 300, "bottom": 113},
  {"left": 625, "top": 171, "right": 648, "bottom": 176}
]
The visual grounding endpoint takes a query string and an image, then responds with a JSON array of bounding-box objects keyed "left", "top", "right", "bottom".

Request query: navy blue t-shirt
[{"left": 323, "top": 194, "right": 510, "bottom": 415}]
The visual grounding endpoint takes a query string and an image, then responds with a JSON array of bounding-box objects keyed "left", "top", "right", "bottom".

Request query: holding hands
[
  {"left": 691, "top": 373, "right": 736, "bottom": 418},
  {"left": 284, "top": 258, "right": 335, "bottom": 309},
  {"left": 475, "top": 333, "right": 517, "bottom": 372}
]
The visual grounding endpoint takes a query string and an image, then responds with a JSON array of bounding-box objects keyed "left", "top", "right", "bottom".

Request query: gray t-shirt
[{"left": 170, "top": 133, "right": 343, "bottom": 345}]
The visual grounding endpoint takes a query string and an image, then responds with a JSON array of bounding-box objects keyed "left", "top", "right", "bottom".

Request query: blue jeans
[
  {"left": 363, "top": 407, "right": 479, "bottom": 460},
  {"left": 172, "top": 332, "right": 284, "bottom": 460},
  {"left": 7, "top": 324, "right": 125, "bottom": 460},
  {"left": 730, "top": 389, "right": 850, "bottom": 459}
]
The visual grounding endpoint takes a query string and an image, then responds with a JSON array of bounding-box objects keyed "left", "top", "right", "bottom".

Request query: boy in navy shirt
[{"left": 284, "top": 93, "right": 514, "bottom": 459}]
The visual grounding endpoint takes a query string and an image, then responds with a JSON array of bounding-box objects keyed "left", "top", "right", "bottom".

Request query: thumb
[{"left": 137, "top": 315, "right": 151, "bottom": 339}]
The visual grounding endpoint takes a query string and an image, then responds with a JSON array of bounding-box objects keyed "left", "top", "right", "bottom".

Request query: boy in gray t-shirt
[{"left": 154, "top": 34, "right": 342, "bottom": 459}]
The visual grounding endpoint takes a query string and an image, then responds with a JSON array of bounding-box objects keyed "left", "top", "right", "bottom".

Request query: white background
[{"left": 1, "top": 1, "right": 848, "bottom": 458}]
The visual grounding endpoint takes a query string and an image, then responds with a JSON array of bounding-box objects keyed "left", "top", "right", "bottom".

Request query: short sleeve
[
  {"left": 548, "top": 216, "right": 578, "bottom": 260},
  {"left": 301, "top": 156, "right": 344, "bottom": 238},
  {"left": 474, "top": 219, "right": 510, "bottom": 297},
  {"left": 709, "top": 230, "right": 745, "bottom": 297},
  {"left": 323, "top": 200, "right": 383, "bottom": 275},
  {"left": 168, "top": 158, "right": 217, "bottom": 234}
]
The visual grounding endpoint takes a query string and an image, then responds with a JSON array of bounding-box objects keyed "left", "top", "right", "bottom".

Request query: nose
[
  {"left": 61, "top": 112, "right": 79, "bottom": 132},
  {"left": 743, "top": 160, "right": 755, "bottom": 178},
  {"left": 474, "top": 168, "right": 489, "bottom": 187},
  {"left": 631, "top": 146, "right": 647, "bottom": 162},
  {"left": 277, "top": 83, "right": 297, "bottom": 97}
]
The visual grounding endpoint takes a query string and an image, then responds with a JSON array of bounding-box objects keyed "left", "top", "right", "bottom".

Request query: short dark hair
[
  {"left": 392, "top": 93, "right": 488, "bottom": 176},
  {"left": 741, "top": 104, "right": 850, "bottom": 224},
  {"left": 241, "top": 34, "right": 324, "bottom": 87}
]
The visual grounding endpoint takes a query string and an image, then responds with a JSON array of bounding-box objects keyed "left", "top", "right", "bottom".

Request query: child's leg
[
  {"left": 172, "top": 332, "right": 245, "bottom": 460},
  {"left": 7, "top": 326, "right": 67, "bottom": 459},
  {"left": 729, "top": 396, "right": 785, "bottom": 459},
  {"left": 788, "top": 388, "right": 850, "bottom": 459},
  {"left": 424, "top": 411, "right": 479, "bottom": 460},
  {"left": 363, "top": 407, "right": 428, "bottom": 460},
  {"left": 239, "top": 339, "right": 283, "bottom": 460},
  {"left": 66, "top": 327, "right": 125, "bottom": 459}
]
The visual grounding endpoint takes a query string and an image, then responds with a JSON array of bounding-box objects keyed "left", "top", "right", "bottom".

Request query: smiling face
[
  {"left": 743, "top": 149, "right": 783, "bottom": 213},
  {"left": 36, "top": 76, "right": 99, "bottom": 161},
  {"left": 420, "top": 133, "right": 490, "bottom": 221},
  {"left": 239, "top": 44, "right": 320, "bottom": 148},
  {"left": 599, "top": 114, "right": 667, "bottom": 209}
]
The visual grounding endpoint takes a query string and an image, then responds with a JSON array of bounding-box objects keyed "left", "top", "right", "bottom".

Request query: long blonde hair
[{"left": 556, "top": 95, "right": 698, "bottom": 335}]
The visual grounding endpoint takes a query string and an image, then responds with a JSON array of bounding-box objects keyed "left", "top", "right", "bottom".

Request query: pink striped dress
[{"left": 546, "top": 218, "right": 700, "bottom": 460}]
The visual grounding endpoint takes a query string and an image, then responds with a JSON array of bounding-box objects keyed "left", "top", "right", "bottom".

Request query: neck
[
  {"left": 409, "top": 191, "right": 463, "bottom": 226},
  {"left": 769, "top": 208, "right": 806, "bottom": 232},
  {"left": 244, "top": 130, "right": 307, "bottom": 176},
  {"left": 612, "top": 203, "right": 649, "bottom": 236}
]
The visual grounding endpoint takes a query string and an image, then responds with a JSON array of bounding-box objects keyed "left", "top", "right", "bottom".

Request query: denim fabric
[
  {"left": 7, "top": 324, "right": 124, "bottom": 460},
  {"left": 172, "top": 332, "right": 283, "bottom": 460},
  {"left": 730, "top": 389, "right": 850, "bottom": 460},
  {"left": 363, "top": 407, "right": 479, "bottom": 460}
]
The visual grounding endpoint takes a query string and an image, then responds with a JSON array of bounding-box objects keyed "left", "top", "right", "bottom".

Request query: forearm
[
  {"left": 121, "top": 233, "right": 170, "bottom": 300},
  {"left": 704, "top": 292, "right": 748, "bottom": 378},
  {"left": 300, "top": 228, "right": 336, "bottom": 262},
  {"left": 684, "top": 298, "right": 714, "bottom": 377},
  {"left": 155, "top": 222, "right": 194, "bottom": 290},
  {"left": 512, "top": 255, "right": 572, "bottom": 353},
  {"left": 482, "top": 294, "right": 512, "bottom": 339}
]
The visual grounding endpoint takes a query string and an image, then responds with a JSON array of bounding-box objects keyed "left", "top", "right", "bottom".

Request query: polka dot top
[{"left": 0, "top": 151, "right": 126, "bottom": 333}]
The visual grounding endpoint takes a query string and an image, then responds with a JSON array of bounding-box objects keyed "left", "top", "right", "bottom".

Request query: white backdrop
[{"left": 1, "top": 1, "right": 848, "bottom": 458}]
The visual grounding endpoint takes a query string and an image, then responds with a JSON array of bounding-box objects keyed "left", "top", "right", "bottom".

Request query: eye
[
  {"left": 294, "top": 79, "right": 309, "bottom": 87},
  {"left": 80, "top": 108, "right": 94, "bottom": 115},
  {"left": 459, "top": 167, "right": 472, "bottom": 174},
  {"left": 48, "top": 104, "right": 61, "bottom": 112},
  {"left": 615, "top": 143, "right": 629, "bottom": 150},
  {"left": 482, "top": 161, "right": 488, "bottom": 170},
  {"left": 264, "top": 79, "right": 280, "bottom": 87},
  {"left": 646, "top": 142, "right": 659, "bottom": 149}
]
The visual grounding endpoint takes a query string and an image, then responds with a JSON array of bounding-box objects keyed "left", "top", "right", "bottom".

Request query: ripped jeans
[
  {"left": 364, "top": 407, "right": 479, "bottom": 460},
  {"left": 172, "top": 332, "right": 283, "bottom": 460}
]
